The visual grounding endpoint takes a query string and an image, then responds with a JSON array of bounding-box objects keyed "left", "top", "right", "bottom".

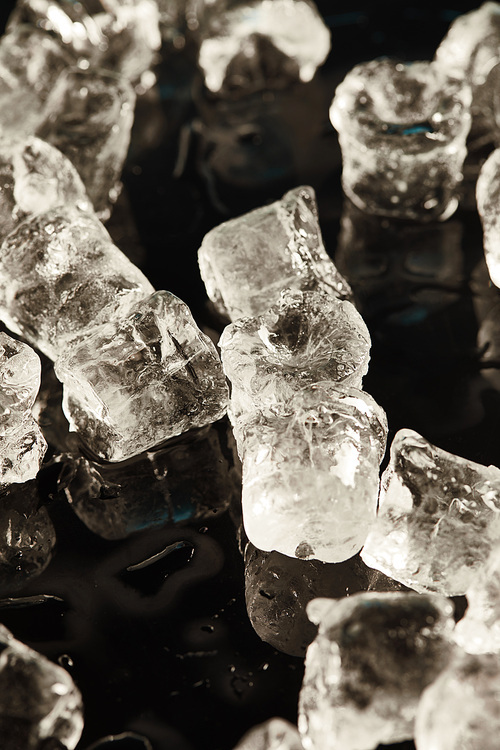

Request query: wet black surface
[{"left": 0, "top": 2, "right": 498, "bottom": 749}]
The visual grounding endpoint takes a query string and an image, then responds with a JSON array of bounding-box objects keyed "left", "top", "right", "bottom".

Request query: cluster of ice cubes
[
  {"left": 199, "top": 186, "right": 388, "bottom": 563},
  {"left": 0, "top": 0, "right": 161, "bottom": 215}
]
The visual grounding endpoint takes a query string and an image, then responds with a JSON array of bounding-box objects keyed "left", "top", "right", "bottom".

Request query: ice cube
[
  {"left": 196, "top": 0, "right": 330, "bottom": 94},
  {"left": 454, "top": 546, "right": 500, "bottom": 654},
  {"left": 219, "top": 289, "right": 371, "bottom": 418},
  {"left": 198, "top": 185, "right": 352, "bottom": 321},
  {"left": 0, "top": 25, "right": 70, "bottom": 138},
  {"left": 330, "top": 59, "right": 471, "bottom": 220},
  {"left": 234, "top": 383, "right": 387, "bottom": 563},
  {"left": 477, "top": 147, "right": 500, "bottom": 288},
  {"left": 234, "top": 718, "right": 304, "bottom": 750},
  {"left": 55, "top": 291, "right": 229, "bottom": 462},
  {"left": 61, "top": 423, "right": 237, "bottom": 539},
  {"left": 0, "top": 332, "right": 47, "bottom": 485},
  {"left": 0, "top": 480, "right": 56, "bottom": 593},
  {"left": 299, "top": 592, "right": 455, "bottom": 750},
  {"left": 415, "top": 650, "right": 500, "bottom": 750},
  {"left": 36, "top": 68, "right": 136, "bottom": 216},
  {"left": 0, "top": 623, "right": 83, "bottom": 749},
  {"left": 0, "top": 204, "right": 154, "bottom": 361},
  {"left": 361, "top": 428, "right": 500, "bottom": 596}
]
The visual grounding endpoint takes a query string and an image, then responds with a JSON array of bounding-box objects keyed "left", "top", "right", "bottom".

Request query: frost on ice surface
[
  {"left": 454, "top": 546, "right": 500, "bottom": 654},
  {"left": 0, "top": 623, "right": 83, "bottom": 749},
  {"left": 220, "top": 289, "right": 371, "bottom": 417},
  {"left": 415, "top": 651, "right": 500, "bottom": 750},
  {"left": 196, "top": 0, "right": 330, "bottom": 94},
  {"left": 477, "top": 148, "right": 500, "bottom": 288},
  {"left": 0, "top": 136, "right": 89, "bottom": 243},
  {"left": 0, "top": 25, "right": 70, "bottom": 137},
  {"left": 234, "top": 718, "right": 304, "bottom": 750},
  {"left": 298, "top": 592, "right": 455, "bottom": 750},
  {"left": 198, "top": 185, "right": 351, "bottom": 321},
  {"left": 0, "top": 332, "right": 46, "bottom": 485},
  {"left": 36, "top": 68, "right": 136, "bottom": 215},
  {"left": 0, "top": 204, "right": 154, "bottom": 361},
  {"left": 234, "top": 383, "right": 387, "bottom": 563},
  {"left": 330, "top": 59, "right": 471, "bottom": 220},
  {"left": 55, "top": 291, "right": 229, "bottom": 462},
  {"left": 361, "top": 428, "right": 500, "bottom": 596}
]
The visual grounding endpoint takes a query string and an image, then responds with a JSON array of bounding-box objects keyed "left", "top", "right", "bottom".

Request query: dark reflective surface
[{"left": 0, "top": 3, "right": 496, "bottom": 750}]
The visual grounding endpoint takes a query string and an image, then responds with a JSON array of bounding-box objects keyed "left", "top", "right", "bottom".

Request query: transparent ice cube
[
  {"left": 330, "top": 59, "right": 471, "bottom": 220},
  {"left": 477, "top": 147, "right": 500, "bottom": 288},
  {"left": 55, "top": 290, "right": 229, "bottom": 462}
]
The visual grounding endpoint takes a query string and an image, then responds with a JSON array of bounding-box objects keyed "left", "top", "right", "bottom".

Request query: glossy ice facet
[
  {"left": 330, "top": 59, "right": 471, "bottom": 220},
  {"left": 415, "top": 651, "right": 500, "bottom": 750},
  {"left": 36, "top": 69, "right": 136, "bottom": 215},
  {"left": 0, "top": 623, "right": 83, "bottom": 749},
  {"left": 219, "top": 289, "right": 371, "bottom": 417},
  {"left": 361, "top": 428, "right": 500, "bottom": 596},
  {"left": 197, "top": 0, "right": 330, "bottom": 94},
  {"left": 234, "top": 384, "right": 387, "bottom": 563},
  {"left": 55, "top": 291, "right": 229, "bottom": 462},
  {"left": 0, "top": 204, "right": 154, "bottom": 361},
  {"left": 299, "top": 592, "right": 455, "bottom": 750},
  {"left": 198, "top": 185, "right": 351, "bottom": 321}
]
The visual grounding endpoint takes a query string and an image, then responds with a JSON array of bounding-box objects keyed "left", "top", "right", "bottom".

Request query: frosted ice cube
[
  {"left": 0, "top": 25, "right": 70, "bottom": 137},
  {"left": 477, "top": 148, "right": 500, "bottom": 288},
  {"left": 234, "top": 383, "right": 387, "bottom": 563},
  {"left": 361, "top": 428, "right": 500, "bottom": 596},
  {"left": 36, "top": 68, "right": 136, "bottom": 216},
  {"left": 454, "top": 546, "right": 500, "bottom": 654},
  {"left": 330, "top": 59, "right": 471, "bottom": 220},
  {"left": 234, "top": 718, "right": 304, "bottom": 750},
  {"left": 55, "top": 290, "right": 229, "bottom": 462},
  {"left": 196, "top": 0, "right": 330, "bottom": 94},
  {"left": 198, "top": 185, "right": 352, "bottom": 321},
  {"left": 219, "top": 289, "right": 370, "bottom": 418},
  {"left": 299, "top": 592, "right": 455, "bottom": 750},
  {"left": 0, "top": 204, "right": 154, "bottom": 360},
  {"left": 415, "top": 650, "right": 500, "bottom": 750},
  {"left": 0, "top": 623, "right": 83, "bottom": 749}
]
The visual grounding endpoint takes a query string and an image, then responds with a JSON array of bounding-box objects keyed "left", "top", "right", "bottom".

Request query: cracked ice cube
[
  {"left": 220, "top": 289, "right": 370, "bottom": 418},
  {"left": 361, "top": 428, "right": 500, "bottom": 596},
  {"left": 0, "top": 623, "right": 83, "bottom": 749},
  {"left": 196, "top": 0, "right": 331, "bottom": 95},
  {"left": 234, "top": 383, "right": 387, "bottom": 563},
  {"left": 477, "top": 148, "right": 500, "bottom": 288},
  {"left": 415, "top": 650, "right": 500, "bottom": 750},
  {"left": 330, "top": 59, "right": 471, "bottom": 220},
  {"left": 234, "top": 718, "right": 304, "bottom": 750},
  {"left": 55, "top": 290, "right": 229, "bottom": 462},
  {"left": 298, "top": 592, "right": 455, "bottom": 750},
  {"left": 0, "top": 204, "right": 154, "bottom": 361},
  {"left": 36, "top": 68, "right": 136, "bottom": 216},
  {"left": 198, "top": 185, "right": 351, "bottom": 321}
]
